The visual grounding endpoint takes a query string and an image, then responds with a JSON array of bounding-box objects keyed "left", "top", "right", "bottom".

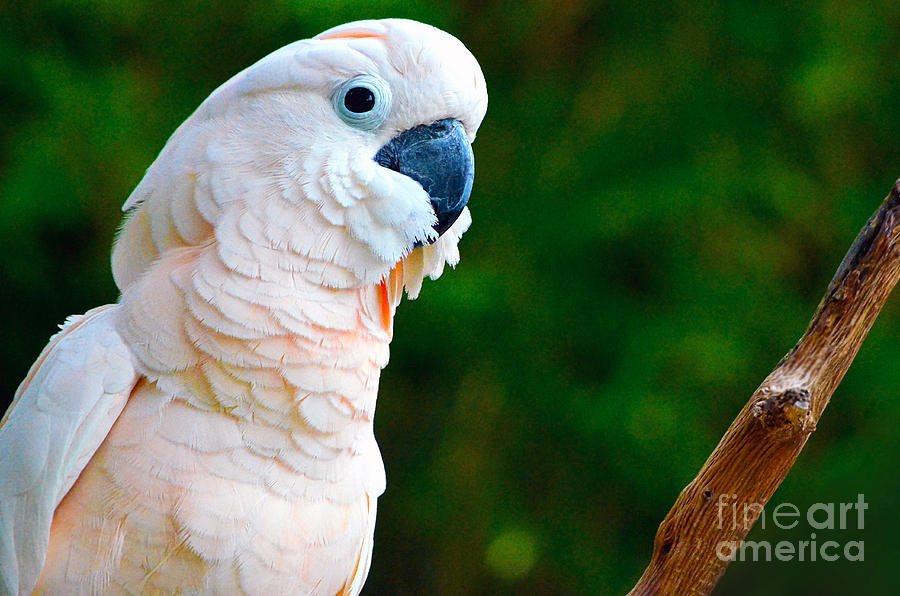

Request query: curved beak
[{"left": 374, "top": 118, "right": 474, "bottom": 241}]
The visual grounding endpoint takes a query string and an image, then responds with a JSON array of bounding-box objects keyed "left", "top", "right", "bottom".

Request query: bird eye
[
  {"left": 333, "top": 75, "right": 392, "bottom": 130},
  {"left": 344, "top": 87, "right": 375, "bottom": 113}
]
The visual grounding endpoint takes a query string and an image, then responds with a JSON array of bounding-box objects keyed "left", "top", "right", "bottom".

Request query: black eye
[
  {"left": 344, "top": 86, "right": 375, "bottom": 113},
  {"left": 333, "top": 75, "right": 391, "bottom": 130}
]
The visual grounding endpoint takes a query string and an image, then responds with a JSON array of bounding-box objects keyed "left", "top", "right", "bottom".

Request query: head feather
[{"left": 112, "top": 19, "right": 487, "bottom": 294}]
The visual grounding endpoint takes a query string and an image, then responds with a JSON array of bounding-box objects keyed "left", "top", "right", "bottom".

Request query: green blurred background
[{"left": 2, "top": 1, "right": 900, "bottom": 594}]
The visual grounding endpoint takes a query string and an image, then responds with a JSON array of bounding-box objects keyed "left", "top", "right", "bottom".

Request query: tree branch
[{"left": 629, "top": 179, "right": 900, "bottom": 595}]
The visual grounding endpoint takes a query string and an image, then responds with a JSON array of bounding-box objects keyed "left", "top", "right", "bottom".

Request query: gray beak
[{"left": 374, "top": 118, "right": 474, "bottom": 242}]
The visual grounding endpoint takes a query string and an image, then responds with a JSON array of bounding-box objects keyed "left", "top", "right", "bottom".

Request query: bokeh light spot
[{"left": 485, "top": 528, "right": 539, "bottom": 582}]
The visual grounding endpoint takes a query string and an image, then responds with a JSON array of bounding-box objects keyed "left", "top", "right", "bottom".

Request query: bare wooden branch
[{"left": 629, "top": 179, "right": 900, "bottom": 595}]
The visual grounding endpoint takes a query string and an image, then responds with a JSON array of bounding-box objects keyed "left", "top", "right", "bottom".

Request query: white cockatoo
[{"left": 0, "top": 18, "right": 487, "bottom": 595}]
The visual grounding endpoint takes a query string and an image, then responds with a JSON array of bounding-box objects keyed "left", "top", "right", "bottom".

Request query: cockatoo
[{"left": 0, "top": 18, "right": 487, "bottom": 595}]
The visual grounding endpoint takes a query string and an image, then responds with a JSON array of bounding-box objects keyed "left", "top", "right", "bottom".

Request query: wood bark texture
[{"left": 629, "top": 179, "right": 900, "bottom": 595}]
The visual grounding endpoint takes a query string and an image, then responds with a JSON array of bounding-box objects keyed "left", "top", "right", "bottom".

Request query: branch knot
[{"left": 751, "top": 388, "right": 812, "bottom": 433}]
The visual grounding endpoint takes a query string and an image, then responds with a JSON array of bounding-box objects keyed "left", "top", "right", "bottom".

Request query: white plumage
[{"left": 0, "top": 18, "right": 486, "bottom": 595}]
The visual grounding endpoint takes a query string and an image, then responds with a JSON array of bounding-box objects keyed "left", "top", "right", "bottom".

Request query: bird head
[{"left": 112, "top": 18, "right": 488, "bottom": 296}]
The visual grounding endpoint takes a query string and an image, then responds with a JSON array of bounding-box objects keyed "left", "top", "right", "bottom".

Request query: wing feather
[{"left": 0, "top": 305, "right": 138, "bottom": 595}]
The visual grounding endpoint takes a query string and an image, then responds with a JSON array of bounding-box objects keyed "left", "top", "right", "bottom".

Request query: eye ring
[{"left": 332, "top": 75, "right": 392, "bottom": 131}]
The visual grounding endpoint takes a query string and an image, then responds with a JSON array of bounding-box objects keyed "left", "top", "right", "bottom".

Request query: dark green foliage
[{"left": 2, "top": 2, "right": 900, "bottom": 594}]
